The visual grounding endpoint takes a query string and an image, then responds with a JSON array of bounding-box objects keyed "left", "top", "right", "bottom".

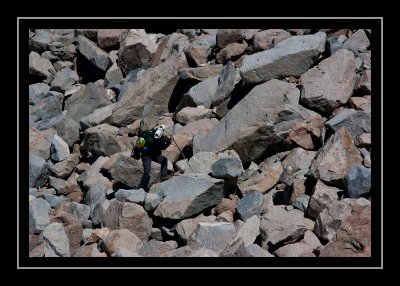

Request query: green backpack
[{"left": 141, "top": 128, "right": 156, "bottom": 146}]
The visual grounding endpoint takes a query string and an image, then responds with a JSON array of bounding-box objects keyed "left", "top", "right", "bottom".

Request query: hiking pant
[{"left": 139, "top": 153, "right": 168, "bottom": 190}]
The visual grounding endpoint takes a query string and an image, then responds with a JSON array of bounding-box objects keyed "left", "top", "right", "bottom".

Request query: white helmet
[{"left": 154, "top": 125, "right": 166, "bottom": 139}]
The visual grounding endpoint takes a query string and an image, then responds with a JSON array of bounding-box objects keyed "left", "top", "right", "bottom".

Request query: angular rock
[
  {"left": 29, "top": 51, "right": 55, "bottom": 80},
  {"left": 211, "top": 61, "right": 240, "bottom": 107},
  {"left": 52, "top": 211, "right": 83, "bottom": 256},
  {"left": 343, "top": 29, "right": 370, "bottom": 53},
  {"left": 177, "top": 76, "right": 219, "bottom": 110},
  {"left": 300, "top": 49, "right": 357, "bottom": 115},
  {"left": 29, "top": 96, "right": 62, "bottom": 122},
  {"left": 111, "top": 52, "right": 188, "bottom": 127},
  {"left": 118, "top": 29, "right": 157, "bottom": 73},
  {"left": 216, "top": 42, "right": 248, "bottom": 64},
  {"left": 237, "top": 243, "right": 274, "bottom": 257},
  {"left": 260, "top": 205, "right": 315, "bottom": 248},
  {"left": 252, "top": 29, "right": 291, "bottom": 52},
  {"left": 288, "top": 114, "right": 325, "bottom": 150},
  {"left": 59, "top": 202, "right": 90, "bottom": 223},
  {"left": 193, "top": 79, "right": 318, "bottom": 165},
  {"left": 269, "top": 224, "right": 308, "bottom": 248},
  {"left": 240, "top": 32, "right": 326, "bottom": 84},
  {"left": 119, "top": 202, "right": 152, "bottom": 241},
  {"left": 326, "top": 109, "right": 371, "bottom": 139},
  {"left": 53, "top": 60, "right": 74, "bottom": 71},
  {"left": 308, "top": 180, "right": 340, "bottom": 219},
  {"left": 311, "top": 127, "right": 363, "bottom": 186},
  {"left": 211, "top": 158, "right": 243, "bottom": 179},
  {"left": 104, "top": 229, "right": 142, "bottom": 256},
  {"left": 65, "top": 82, "right": 113, "bottom": 123},
  {"left": 50, "top": 153, "right": 80, "bottom": 179},
  {"left": 354, "top": 133, "right": 371, "bottom": 148},
  {"left": 313, "top": 200, "right": 353, "bottom": 241},
  {"left": 174, "top": 106, "right": 213, "bottom": 125},
  {"left": 29, "top": 155, "right": 50, "bottom": 188},
  {"left": 175, "top": 118, "right": 218, "bottom": 138},
  {"left": 274, "top": 242, "right": 313, "bottom": 257},
  {"left": 29, "top": 83, "right": 51, "bottom": 105},
  {"left": 320, "top": 198, "right": 371, "bottom": 257},
  {"left": 214, "top": 194, "right": 239, "bottom": 215},
  {"left": 188, "top": 222, "right": 236, "bottom": 253},
  {"left": 77, "top": 35, "right": 110, "bottom": 71},
  {"left": 144, "top": 193, "right": 162, "bottom": 212},
  {"left": 50, "top": 134, "right": 70, "bottom": 162},
  {"left": 343, "top": 165, "right": 371, "bottom": 198},
  {"left": 162, "top": 134, "right": 192, "bottom": 163},
  {"left": 182, "top": 150, "right": 240, "bottom": 175},
  {"left": 30, "top": 30, "right": 54, "bottom": 53},
  {"left": 37, "top": 115, "right": 80, "bottom": 147},
  {"left": 216, "top": 29, "right": 259, "bottom": 48},
  {"left": 292, "top": 195, "right": 310, "bottom": 213},
  {"left": 239, "top": 161, "right": 283, "bottom": 194},
  {"left": 150, "top": 32, "right": 189, "bottom": 66},
  {"left": 115, "top": 188, "right": 146, "bottom": 205},
  {"left": 178, "top": 64, "right": 223, "bottom": 81},
  {"left": 184, "top": 34, "right": 216, "bottom": 66},
  {"left": 83, "top": 124, "right": 130, "bottom": 157},
  {"left": 80, "top": 103, "right": 116, "bottom": 131},
  {"left": 232, "top": 215, "right": 260, "bottom": 246},
  {"left": 236, "top": 191, "right": 263, "bottom": 222},
  {"left": 43, "top": 194, "right": 68, "bottom": 208},
  {"left": 50, "top": 67, "right": 79, "bottom": 92},
  {"left": 153, "top": 174, "right": 224, "bottom": 219},
  {"left": 29, "top": 198, "right": 51, "bottom": 234},
  {"left": 109, "top": 152, "right": 160, "bottom": 188},
  {"left": 42, "top": 222, "right": 70, "bottom": 257},
  {"left": 175, "top": 214, "right": 217, "bottom": 244},
  {"left": 97, "top": 29, "right": 127, "bottom": 49}
]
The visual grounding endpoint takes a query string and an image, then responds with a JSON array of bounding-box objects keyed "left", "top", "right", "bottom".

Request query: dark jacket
[{"left": 132, "top": 135, "right": 171, "bottom": 159}]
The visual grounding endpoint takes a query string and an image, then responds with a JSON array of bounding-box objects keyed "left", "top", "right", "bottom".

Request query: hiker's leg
[
  {"left": 139, "top": 154, "right": 152, "bottom": 189},
  {"left": 155, "top": 154, "right": 168, "bottom": 177}
]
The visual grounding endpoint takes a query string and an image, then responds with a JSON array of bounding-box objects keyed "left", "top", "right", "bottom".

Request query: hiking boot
[{"left": 160, "top": 174, "right": 173, "bottom": 182}]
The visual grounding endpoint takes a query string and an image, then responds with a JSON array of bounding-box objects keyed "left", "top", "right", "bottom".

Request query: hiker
[{"left": 131, "top": 125, "right": 172, "bottom": 190}]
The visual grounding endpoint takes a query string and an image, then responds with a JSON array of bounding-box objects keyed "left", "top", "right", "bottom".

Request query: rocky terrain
[{"left": 28, "top": 28, "right": 372, "bottom": 257}]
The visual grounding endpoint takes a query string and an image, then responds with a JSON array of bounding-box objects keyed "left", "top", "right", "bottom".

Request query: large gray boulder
[
  {"left": 211, "top": 158, "right": 243, "bottom": 179},
  {"left": 80, "top": 103, "right": 116, "bottom": 131},
  {"left": 175, "top": 215, "right": 217, "bottom": 244},
  {"left": 118, "top": 29, "right": 157, "bottom": 73},
  {"left": 310, "top": 127, "right": 363, "bottom": 187},
  {"left": 240, "top": 32, "right": 326, "bottom": 84},
  {"left": 50, "top": 134, "right": 70, "bottom": 162},
  {"left": 82, "top": 124, "right": 131, "bottom": 157},
  {"left": 65, "top": 83, "right": 113, "bottom": 123},
  {"left": 111, "top": 52, "right": 187, "bottom": 127},
  {"left": 193, "top": 79, "right": 319, "bottom": 165},
  {"left": 29, "top": 155, "right": 49, "bottom": 188},
  {"left": 109, "top": 152, "right": 161, "bottom": 188},
  {"left": 300, "top": 49, "right": 357, "bottom": 115},
  {"left": 236, "top": 191, "right": 263, "bottom": 222},
  {"left": 153, "top": 174, "right": 224, "bottom": 219},
  {"left": 29, "top": 198, "right": 51, "bottom": 234},
  {"left": 77, "top": 35, "right": 110, "bottom": 71}
]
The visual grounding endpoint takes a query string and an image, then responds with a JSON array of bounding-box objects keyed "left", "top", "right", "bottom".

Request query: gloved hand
[{"left": 131, "top": 148, "right": 141, "bottom": 160}]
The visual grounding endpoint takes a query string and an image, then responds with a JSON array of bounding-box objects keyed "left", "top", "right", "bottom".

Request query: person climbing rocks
[{"left": 131, "top": 125, "right": 173, "bottom": 190}]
